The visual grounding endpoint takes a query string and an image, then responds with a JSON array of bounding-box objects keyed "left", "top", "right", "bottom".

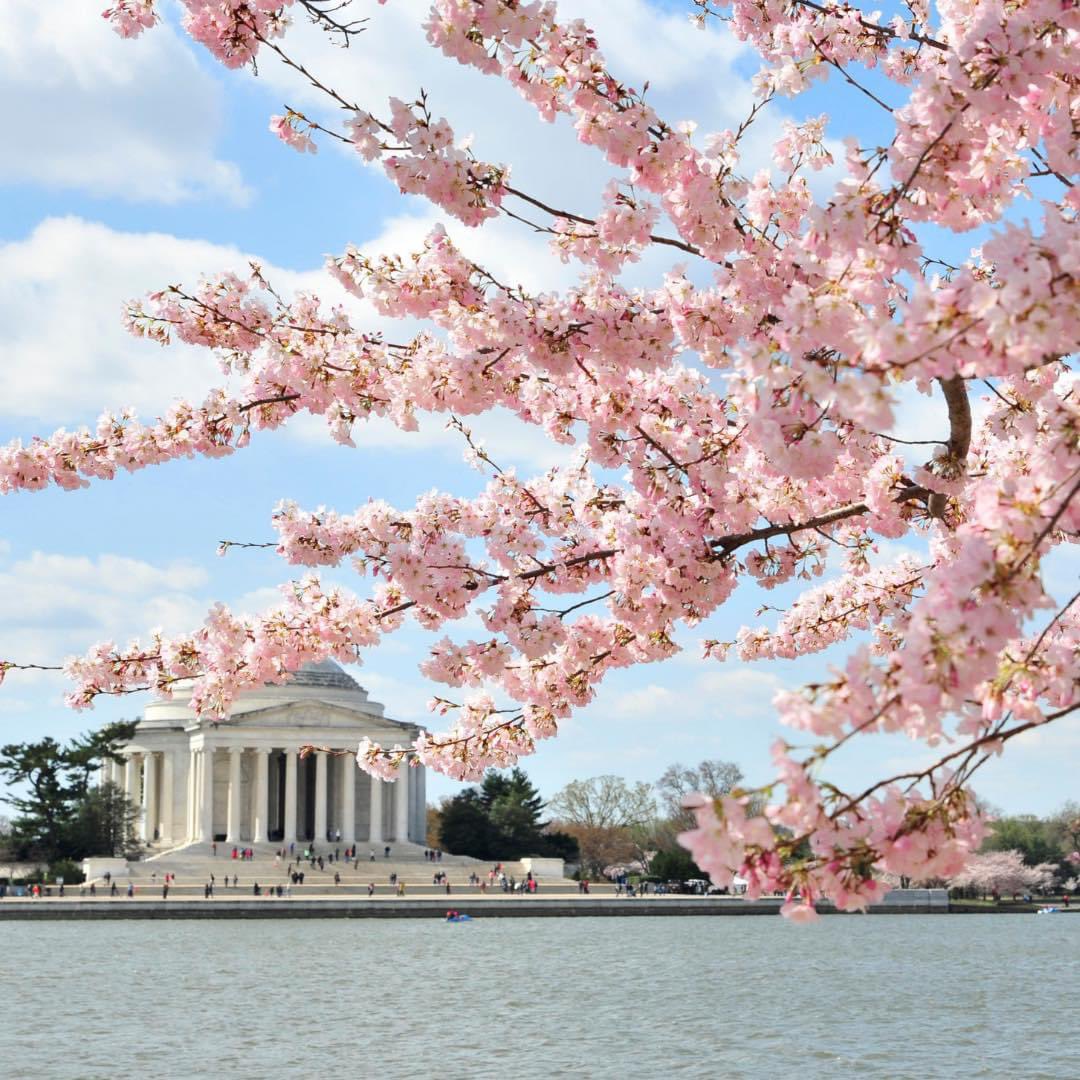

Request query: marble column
[
  {"left": 369, "top": 776, "right": 383, "bottom": 845},
  {"left": 125, "top": 753, "right": 143, "bottom": 838},
  {"left": 198, "top": 747, "right": 215, "bottom": 843},
  {"left": 340, "top": 754, "right": 356, "bottom": 845},
  {"left": 313, "top": 751, "right": 328, "bottom": 843},
  {"left": 187, "top": 747, "right": 198, "bottom": 842},
  {"left": 414, "top": 764, "right": 426, "bottom": 845},
  {"left": 394, "top": 764, "right": 410, "bottom": 842},
  {"left": 283, "top": 748, "right": 298, "bottom": 844},
  {"left": 161, "top": 752, "right": 175, "bottom": 844},
  {"left": 252, "top": 748, "right": 269, "bottom": 844},
  {"left": 141, "top": 752, "right": 157, "bottom": 842},
  {"left": 123, "top": 754, "right": 138, "bottom": 807},
  {"left": 226, "top": 747, "right": 243, "bottom": 844}
]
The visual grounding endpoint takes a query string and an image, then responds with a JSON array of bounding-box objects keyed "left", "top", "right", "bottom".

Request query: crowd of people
[{"left": 8, "top": 842, "right": 579, "bottom": 902}]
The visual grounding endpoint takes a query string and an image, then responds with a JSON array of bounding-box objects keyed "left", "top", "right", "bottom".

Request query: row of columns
[
  {"left": 110, "top": 746, "right": 413, "bottom": 847},
  {"left": 105, "top": 752, "right": 172, "bottom": 844}
]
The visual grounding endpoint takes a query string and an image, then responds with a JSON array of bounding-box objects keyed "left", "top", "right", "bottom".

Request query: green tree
[
  {"left": 0, "top": 737, "right": 71, "bottom": 860},
  {"left": 438, "top": 767, "right": 578, "bottom": 861},
  {"left": 438, "top": 789, "right": 495, "bottom": 859},
  {"left": 981, "top": 815, "right": 1061, "bottom": 866},
  {"left": 66, "top": 781, "right": 140, "bottom": 858},
  {"left": 0, "top": 721, "right": 139, "bottom": 862},
  {"left": 486, "top": 768, "right": 546, "bottom": 853},
  {"left": 649, "top": 847, "right": 706, "bottom": 883},
  {"left": 1047, "top": 802, "right": 1080, "bottom": 855}
]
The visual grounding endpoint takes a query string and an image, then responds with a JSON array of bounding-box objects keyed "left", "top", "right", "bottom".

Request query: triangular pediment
[{"left": 214, "top": 699, "right": 415, "bottom": 737}]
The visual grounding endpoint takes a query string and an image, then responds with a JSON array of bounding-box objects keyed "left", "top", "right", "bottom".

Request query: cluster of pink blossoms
[
  {"left": 104, "top": 0, "right": 292, "bottom": 67},
  {"left": 102, "top": 1, "right": 158, "bottom": 37},
  {"left": 4, "top": 0, "right": 1078, "bottom": 917}
]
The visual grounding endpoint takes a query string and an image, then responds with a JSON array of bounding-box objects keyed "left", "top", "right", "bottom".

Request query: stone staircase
[{"left": 82, "top": 840, "right": 580, "bottom": 898}]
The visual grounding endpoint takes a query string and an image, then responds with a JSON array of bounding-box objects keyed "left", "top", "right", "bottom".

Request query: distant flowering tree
[
  {"left": 2, "top": 0, "right": 1078, "bottom": 919},
  {"left": 948, "top": 850, "right": 1058, "bottom": 898}
]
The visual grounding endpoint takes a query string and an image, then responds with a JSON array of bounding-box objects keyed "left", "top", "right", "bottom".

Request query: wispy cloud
[{"left": 2, "top": 0, "right": 248, "bottom": 203}]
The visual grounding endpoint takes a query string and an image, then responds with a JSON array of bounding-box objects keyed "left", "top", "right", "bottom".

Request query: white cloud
[
  {"left": 612, "top": 666, "right": 783, "bottom": 722},
  {"left": 0, "top": 550, "right": 210, "bottom": 670},
  {"left": 2, "top": 0, "right": 247, "bottom": 203},
  {"left": 0, "top": 217, "right": 244, "bottom": 426},
  {"left": 0, "top": 216, "right": 356, "bottom": 430}
]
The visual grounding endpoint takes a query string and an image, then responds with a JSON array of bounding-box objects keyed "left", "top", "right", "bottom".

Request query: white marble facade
[{"left": 104, "top": 661, "right": 425, "bottom": 848}]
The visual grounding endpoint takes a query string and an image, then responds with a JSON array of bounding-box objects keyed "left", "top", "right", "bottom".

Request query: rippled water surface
[{"left": 1, "top": 914, "right": 1074, "bottom": 1078}]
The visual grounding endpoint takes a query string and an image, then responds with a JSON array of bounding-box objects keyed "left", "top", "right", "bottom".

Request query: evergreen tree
[
  {"left": 0, "top": 738, "right": 71, "bottom": 860},
  {"left": 649, "top": 847, "right": 707, "bottom": 884},
  {"left": 0, "top": 721, "right": 139, "bottom": 861},
  {"left": 65, "top": 780, "right": 140, "bottom": 858},
  {"left": 438, "top": 789, "right": 495, "bottom": 860},
  {"left": 438, "top": 767, "right": 578, "bottom": 861}
]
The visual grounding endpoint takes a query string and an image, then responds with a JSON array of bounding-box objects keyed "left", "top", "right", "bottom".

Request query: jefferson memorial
[{"left": 104, "top": 660, "right": 425, "bottom": 848}]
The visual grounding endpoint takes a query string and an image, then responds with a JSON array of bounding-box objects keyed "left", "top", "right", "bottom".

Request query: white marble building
[{"left": 104, "top": 661, "right": 425, "bottom": 848}]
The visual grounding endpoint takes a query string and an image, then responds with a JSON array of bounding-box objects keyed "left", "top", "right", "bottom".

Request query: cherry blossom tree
[
  {"left": 2, "top": 0, "right": 1079, "bottom": 919},
  {"left": 948, "top": 850, "right": 1057, "bottom": 898}
]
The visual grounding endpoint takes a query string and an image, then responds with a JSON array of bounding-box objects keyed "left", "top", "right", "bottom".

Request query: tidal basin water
[{"left": 1, "top": 914, "right": 1074, "bottom": 1078}]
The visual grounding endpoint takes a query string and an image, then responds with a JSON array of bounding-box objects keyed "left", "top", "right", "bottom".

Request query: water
[{"left": 0, "top": 914, "right": 1073, "bottom": 1078}]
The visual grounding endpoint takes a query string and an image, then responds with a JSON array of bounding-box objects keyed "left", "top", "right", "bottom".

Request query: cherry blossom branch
[
  {"left": 1003, "top": 470, "right": 1080, "bottom": 583},
  {"left": 296, "top": 0, "right": 366, "bottom": 43},
  {"left": 502, "top": 184, "right": 704, "bottom": 259},
  {"left": 791, "top": 0, "right": 948, "bottom": 52},
  {"left": 0, "top": 661, "right": 64, "bottom": 686},
  {"left": 808, "top": 37, "right": 895, "bottom": 113},
  {"left": 938, "top": 375, "right": 972, "bottom": 464},
  {"left": 217, "top": 540, "right": 276, "bottom": 554},
  {"left": 712, "top": 484, "right": 927, "bottom": 555},
  {"left": 830, "top": 704, "right": 1080, "bottom": 821}
]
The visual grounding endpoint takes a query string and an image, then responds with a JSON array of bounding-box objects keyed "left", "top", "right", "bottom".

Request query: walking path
[
  {"left": 0, "top": 885, "right": 963, "bottom": 920},
  {"left": 0, "top": 891, "right": 955, "bottom": 919}
]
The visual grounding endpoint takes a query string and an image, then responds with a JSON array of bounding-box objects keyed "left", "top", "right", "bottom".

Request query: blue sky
[{"left": 1, "top": 0, "right": 1076, "bottom": 816}]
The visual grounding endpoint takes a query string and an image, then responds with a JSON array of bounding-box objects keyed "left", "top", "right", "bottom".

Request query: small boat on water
[
  {"left": 445, "top": 910, "right": 473, "bottom": 922},
  {"left": 1036, "top": 906, "right": 1060, "bottom": 915}
]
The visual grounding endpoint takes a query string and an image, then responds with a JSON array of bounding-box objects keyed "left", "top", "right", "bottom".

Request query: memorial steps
[{"left": 83, "top": 839, "right": 576, "bottom": 896}]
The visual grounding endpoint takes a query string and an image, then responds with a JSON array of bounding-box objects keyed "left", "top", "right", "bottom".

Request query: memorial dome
[{"left": 286, "top": 659, "right": 361, "bottom": 692}]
